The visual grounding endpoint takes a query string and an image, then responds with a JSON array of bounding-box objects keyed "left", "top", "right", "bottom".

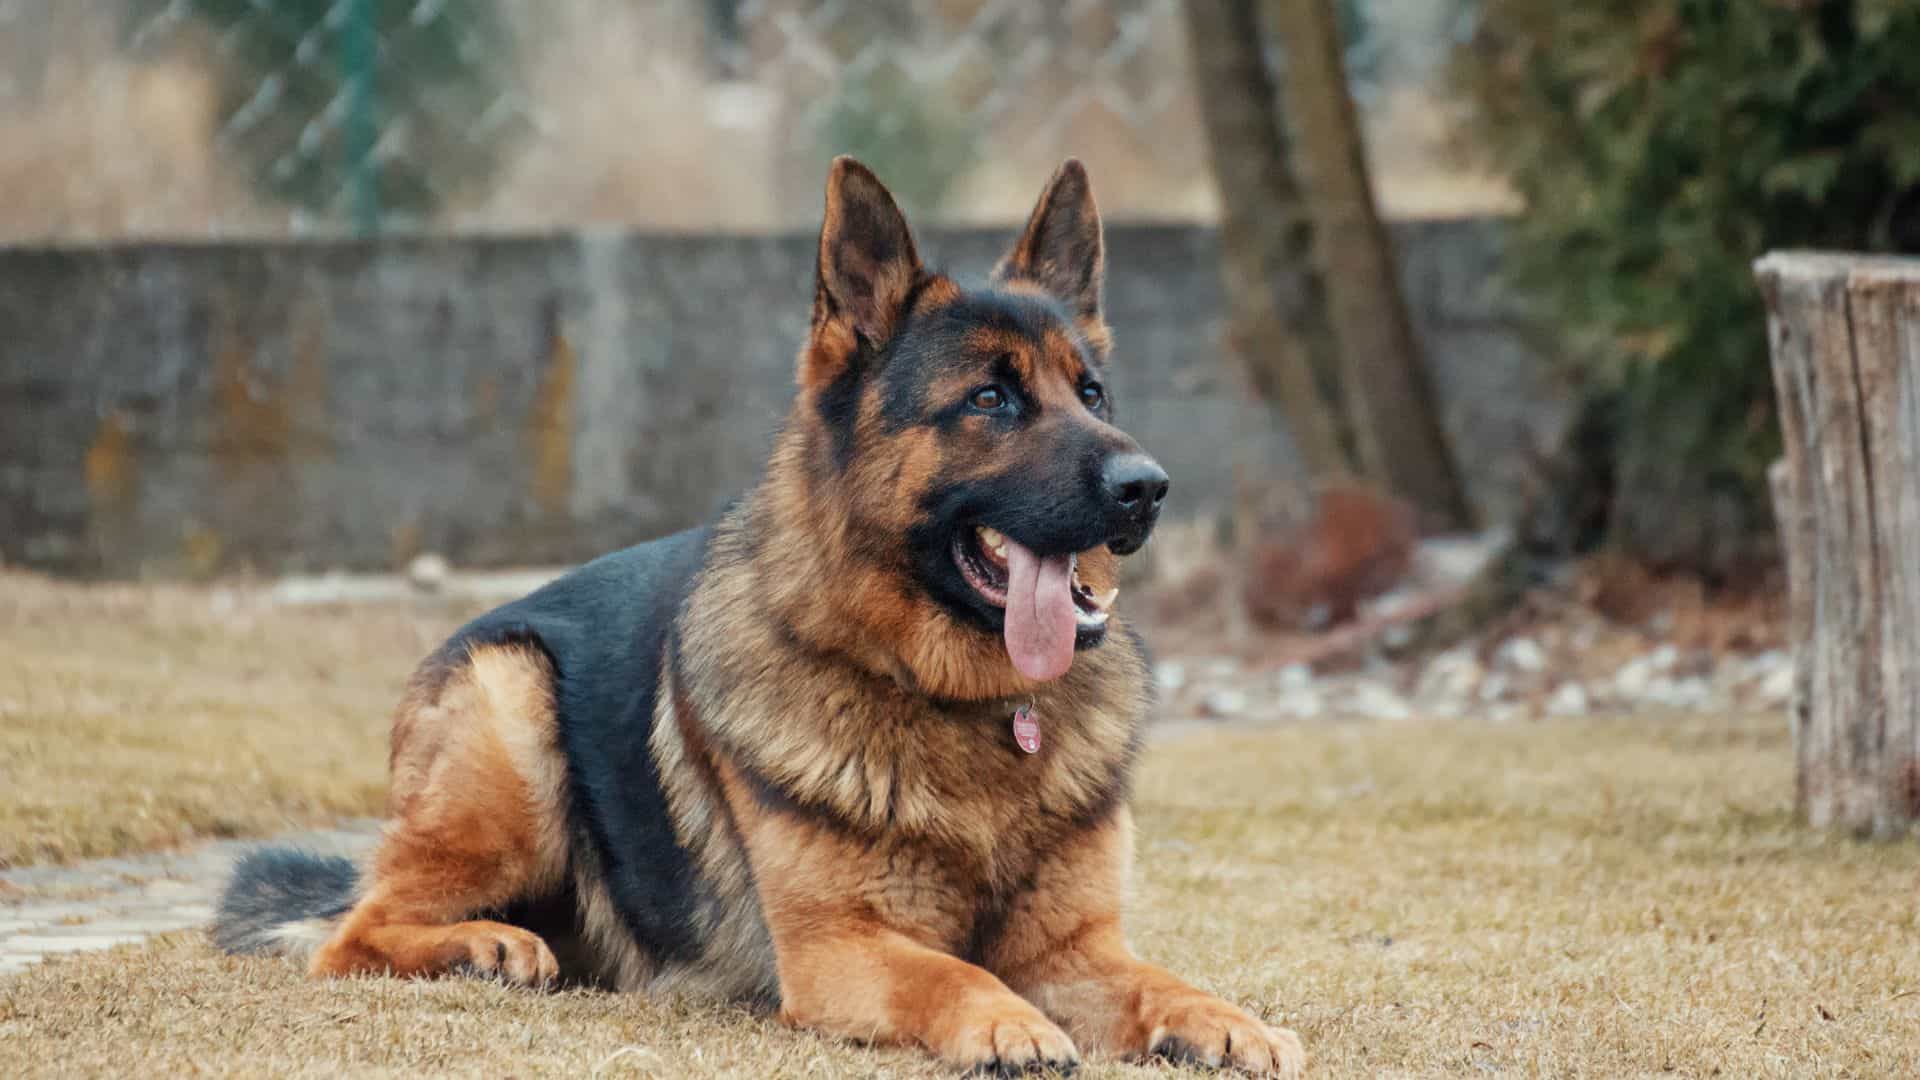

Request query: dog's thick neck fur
[{"left": 672, "top": 425, "right": 1148, "bottom": 856}]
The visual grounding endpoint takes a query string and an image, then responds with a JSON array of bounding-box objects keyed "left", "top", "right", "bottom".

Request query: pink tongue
[{"left": 1002, "top": 538, "right": 1077, "bottom": 682}]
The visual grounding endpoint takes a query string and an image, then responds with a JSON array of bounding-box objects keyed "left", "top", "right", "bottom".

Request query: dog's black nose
[{"left": 1101, "top": 453, "right": 1169, "bottom": 513}]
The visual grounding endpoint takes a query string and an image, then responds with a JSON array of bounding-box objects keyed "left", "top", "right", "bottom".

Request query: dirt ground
[{"left": 3, "top": 571, "right": 1917, "bottom": 1077}]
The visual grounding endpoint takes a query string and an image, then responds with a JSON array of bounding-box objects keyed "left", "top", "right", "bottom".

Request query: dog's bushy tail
[{"left": 211, "top": 848, "right": 359, "bottom": 960}]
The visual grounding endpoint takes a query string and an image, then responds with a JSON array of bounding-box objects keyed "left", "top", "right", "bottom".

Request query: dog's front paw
[
  {"left": 939, "top": 998, "right": 1080, "bottom": 1076},
  {"left": 1144, "top": 994, "right": 1304, "bottom": 1077},
  {"left": 446, "top": 920, "right": 559, "bottom": 987}
]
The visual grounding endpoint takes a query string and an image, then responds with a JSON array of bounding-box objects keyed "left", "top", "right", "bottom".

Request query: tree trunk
[
  {"left": 1181, "top": 0, "right": 1356, "bottom": 536},
  {"left": 1756, "top": 251, "right": 1920, "bottom": 837},
  {"left": 1262, "top": 0, "right": 1473, "bottom": 531}
]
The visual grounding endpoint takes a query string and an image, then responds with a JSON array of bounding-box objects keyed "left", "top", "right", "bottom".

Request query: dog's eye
[
  {"left": 1080, "top": 382, "right": 1105, "bottom": 411},
  {"left": 970, "top": 386, "right": 1008, "bottom": 411}
]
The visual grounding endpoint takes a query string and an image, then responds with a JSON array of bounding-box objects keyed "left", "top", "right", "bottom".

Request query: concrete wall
[{"left": 0, "top": 221, "right": 1564, "bottom": 577}]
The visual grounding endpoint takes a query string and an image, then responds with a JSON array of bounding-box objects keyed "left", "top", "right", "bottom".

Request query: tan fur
[
  {"left": 992, "top": 811, "right": 1304, "bottom": 1072},
  {"left": 311, "top": 643, "right": 565, "bottom": 986}
]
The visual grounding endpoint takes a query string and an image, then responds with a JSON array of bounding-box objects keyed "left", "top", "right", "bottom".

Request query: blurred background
[
  {"left": 3, "top": 0, "right": 1918, "bottom": 653},
  {"left": 0, "top": 1, "right": 1499, "bottom": 235}
]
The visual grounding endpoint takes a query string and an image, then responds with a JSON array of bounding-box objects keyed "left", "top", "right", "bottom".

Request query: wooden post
[{"left": 1756, "top": 252, "right": 1920, "bottom": 837}]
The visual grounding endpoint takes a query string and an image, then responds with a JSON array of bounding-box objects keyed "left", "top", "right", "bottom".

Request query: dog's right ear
[
  {"left": 993, "top": 159, "right": 1106, "bottom": 350},
  {"left": 802, "top": 157, "right": 923, "bottom": 390}
]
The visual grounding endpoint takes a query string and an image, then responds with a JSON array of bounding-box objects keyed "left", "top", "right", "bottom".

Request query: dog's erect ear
[
  {"left": 993, "top": 159, "right": 1106, "bottom": 342},
  {"left": 803, "top": 157, "right": 923, "bottom": 388}
]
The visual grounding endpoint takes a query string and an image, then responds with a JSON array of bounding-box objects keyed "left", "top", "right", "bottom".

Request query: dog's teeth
[
  {"left": 1076, "top": 606, "right": 1111, "bottom": 627},
  {"left": 1090, "top": 587, "right": 1119, "bottom": 612},
  {"left": 978, "top": 526, "right": 1006, "bottom": 555}
]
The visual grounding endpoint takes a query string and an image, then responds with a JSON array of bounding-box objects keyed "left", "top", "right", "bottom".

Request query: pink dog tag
[{"left": 1012, "top": 704, "right": 1041, "bottom": 754}]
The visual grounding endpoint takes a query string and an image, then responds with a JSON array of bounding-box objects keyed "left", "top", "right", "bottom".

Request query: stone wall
[{"left": 0, "top": 220, "right": 1563, "bottom": 577}]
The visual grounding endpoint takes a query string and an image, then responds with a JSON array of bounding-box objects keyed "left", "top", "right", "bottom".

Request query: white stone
[
  {"left": 1275, "top": 663, "right": 1314, "bottom": 692},
  {"left": 408, "top": 552, "right": 451, "bottom": 593},
  {"left": 1756, "top": 660, "right": 1796, "bottom": 707},
  {"left": 1201, "top": 689, "right": 1248, "bottom": 719},
  {"left": 1278, "top": 691, "right": 1325, "bottom": 720},
  {"left": 1478, "top": 672, "right": 1512, "bottom": 703},
  {"left": 1416, "top": 648, "right": 1483, "bottom": 702},
  {"left": 1642, "top": 676, "right": 1713, "bottom": 710},
  {"left": 1497, "top": 637, "right": 1547, "bottom": 673},
  {"left": 1547, "top": 683, "right": 1591, "bottom": 717},
  {"left": 1345, "top": 682, "right": 1413, "bottom": 721},
  {"left": 1613, "top": 657, "right": 1654, "bottom": 698}
]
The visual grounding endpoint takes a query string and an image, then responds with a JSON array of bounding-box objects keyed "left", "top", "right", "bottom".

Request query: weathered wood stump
[{"left": 1756, "top": 252, "right": 1920, "bottom": 836}]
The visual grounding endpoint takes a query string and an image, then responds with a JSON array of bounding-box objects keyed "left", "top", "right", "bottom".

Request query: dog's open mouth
[
  {"left": 953, "top": 525, "right": 1116, "bottom": 682},
  {"left": 954, "top": 527, "right": 1116, "bottom": 623}
]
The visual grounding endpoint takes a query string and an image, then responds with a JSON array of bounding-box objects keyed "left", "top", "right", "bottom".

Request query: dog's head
[{"left": 785, "top": 157, "right": 1166, "bottom": 688}]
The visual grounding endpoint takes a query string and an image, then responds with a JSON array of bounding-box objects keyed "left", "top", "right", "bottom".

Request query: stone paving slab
[{"left": 0, "top": 821, "right": 380, "bottom": 978}]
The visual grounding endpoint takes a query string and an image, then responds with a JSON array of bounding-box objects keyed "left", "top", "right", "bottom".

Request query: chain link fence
[
  {"left": 0, "top": 0, "right": 1491, "bottom": 243},
  {"left": 0, "top": 0, "right": 1233, "bottom": 240}
]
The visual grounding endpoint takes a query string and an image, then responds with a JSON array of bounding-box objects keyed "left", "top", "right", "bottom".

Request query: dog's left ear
[
  {"left": 803, "top": 156, "right": 924, "bottom": 389},
  {"left": 993, "top": 159, "right": 1107, "bottom": 349}
]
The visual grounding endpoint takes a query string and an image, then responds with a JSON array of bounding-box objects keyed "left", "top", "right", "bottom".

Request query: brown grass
[
  {"left": 0, "top": 571, "right": 477, "bottom": 867},
  {"left": 4, "top": 607, "right": 1917, "bottom": 1080}
]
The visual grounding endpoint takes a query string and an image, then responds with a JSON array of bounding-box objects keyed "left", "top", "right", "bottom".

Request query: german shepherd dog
[{"left": 215, "top": 158, "right": 1305, "bottom": 1077}]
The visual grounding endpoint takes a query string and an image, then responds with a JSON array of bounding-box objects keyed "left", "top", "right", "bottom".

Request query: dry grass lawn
[
  {"left": 3, "top": 571, "right": 1918, "bottom": 1075},
  {"left": 0, "top": 571, "right": 474, "bottom": 867}
]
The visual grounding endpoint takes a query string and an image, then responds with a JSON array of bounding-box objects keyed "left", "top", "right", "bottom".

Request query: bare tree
[
  {"left": 1263, "top": 0, "right": 1474, "bottom": 530},
  {"left": 1182, "top": 0, "right": 1354, "bottom": 501}
]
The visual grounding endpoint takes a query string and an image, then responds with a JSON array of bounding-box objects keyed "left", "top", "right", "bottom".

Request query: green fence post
[{"left": 342, "top": 0, "right": 379, "bottom": 236}]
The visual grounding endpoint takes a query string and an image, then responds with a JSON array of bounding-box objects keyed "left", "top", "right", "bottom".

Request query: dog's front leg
[
  {"left": 991, "top": 811, "right": 1306, "bottom": 1077},
  {"left": 725, "top": 773, "right": 1079, "bottom": 1072},
  {"left": 771, "top": 918, "right": 1079, "bottom": 1074}
]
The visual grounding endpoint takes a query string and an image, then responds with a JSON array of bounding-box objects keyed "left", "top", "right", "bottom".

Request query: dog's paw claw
[
  {"left": 948, "top": 1008, "right": 1079, "bottom": 1076},
  {"left": 1145, "top": 997, "right": 1305, "bottom": 1077}
]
